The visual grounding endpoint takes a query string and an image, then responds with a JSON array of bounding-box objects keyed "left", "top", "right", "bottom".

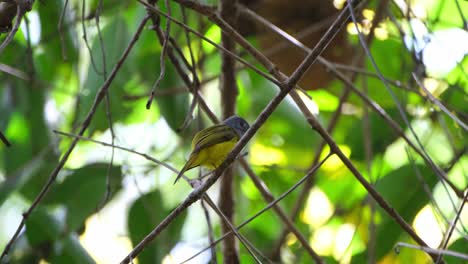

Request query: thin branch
[
  {"left": 395, "top": 242, "right": 468, "bottom": 261},
  {"left": 146, "top": 0, "right": 172, "bottom": 109},
  {"left": 0, "top": 63, "right": 29, "bottom": 80},
  {"left": 0, "top": 131, "right": 11, "bottom": 147},
  {"left": 96, "top": 0, "right": 116, "bottom": 210},
  {"left": 81, "top": 0, "right": 104, "bottom": 76},
  {"left": 178, "top": 6, "right": 199, "bottom": 130},
  {"left": 0, "top": 3, "right": 23, "bottom": 55},
  {"left": 202, "top": 194, "right": 264, "bottom": 263},
  {"left": 199, "top": 198, "right": 218, "bottom": 264},
  {"left": 437, "top": 190, "right": 468, "bottom": 263},
  {"left": 412, "top": 73, "right": 468, "bottom": 131}
]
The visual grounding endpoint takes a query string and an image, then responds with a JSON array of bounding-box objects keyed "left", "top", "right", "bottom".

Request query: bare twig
[
  {"left": 436, "top": 190, "right": 468, "bottom": 263},
  {"left": 146, "top": 0, "right": 172, "bottom": 109},
  {"left": 81, "top": 0, "right": 104, "bottom": 75},
  {"left": 96, "top": 0, "right": 116, "bottom": 210},
  {"left": 178, "top": 6, "right": 200, "bottom": 131},
  {"left": 0, "top": 131, "right": 11, "bottom": 147},
  {"left": 412, "top": 73, "right": 468, "bottom": 131},
  {"left": 0, "top": 63, "right": 29, "bottom": 80},
  {"left": 199, "top": 198, "right": 218, "bottom": 264},
  {"left": 395, "top": 242, "right": 468, "bottom": 261},
  {"left": 0, "top": 2, "right": 24, "bottom": 55}
]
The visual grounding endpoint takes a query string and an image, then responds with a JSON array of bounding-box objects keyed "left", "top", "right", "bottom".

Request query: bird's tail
[
  {"left": 174, "top": 164, "right": 187, "bottom": 184},
  {"left": 174, "top": 157, "right": 196, "bottom": 184}
]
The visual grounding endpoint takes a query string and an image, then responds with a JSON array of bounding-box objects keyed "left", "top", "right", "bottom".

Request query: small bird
[{"left": 174, "top": 116, "right": 250, "bottom": 184}]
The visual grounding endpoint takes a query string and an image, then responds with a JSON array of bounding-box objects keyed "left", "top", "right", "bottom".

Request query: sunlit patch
[
  {"left": 347, "top": 22, "right": 362, "bottom": 35},
  {"left": 249, "top": 142, "right": 287, "bottom": 166},
  {"left": 202, "top": 25, "right": 221, "bottom": 53},
  {"left": 362, "top": 9, "right": 375, "bottom": 21},
  {"left": 240, "top": 177, "right": 261, "bottom": 200},
  {"left": 333, "top": 0, "right": 346, "bottom": 9},
  {"left": 423, "top": 29, "right": 468, "bottom": 77},
  {"left": 422, "top": 78, "right": 447, "bottom": 96},
  {"left": 45, "top": 99, "right": 60, "bottom": 125},
  {"left": 286, "top": 233, "right": 297, "bottom": 246},
  {"left": 333, "top": 224, "right": 356, "bottom": 261},
  {"left": 383, "top": 139, "right": 408, "bottom": 169},
  {"left": 320, "top": 145, "right": 351, "bottom": 173},
  {"left": 413, "top": 205, "right": 443, "bottom": 248},
  {"left": 164, "top": 242, "right": 211, "bottom": 264},
  {"left": 301, "top": 187, "right": 333, "bottom": 228},
  {"left": 310, "top": 225, "right": 335, "bottom": 255},
  {"left": 20, "top": 11, "right": 41, "bottom": 44},
  {"left": 375, "top": 25, "right": 389, "bottom": 40},
  {"left": 5, "top": 113, "right": 29, "bottom": 143},
  {"left": 298, "top": 91, "right": 319, "bottom": 116},
  {"left": 270, "top": 134, "right": 285, "bottom": 147},
  {"left": 80, "top": 215, "right": 134, "bottom": 264},
  {"left": 308, "top": 90, "right": 339, "bottom": 112}
]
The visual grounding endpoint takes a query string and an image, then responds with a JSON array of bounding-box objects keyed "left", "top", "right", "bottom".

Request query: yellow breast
[{"left": 189, "top": 137, "right": 238, "bottom": 169}]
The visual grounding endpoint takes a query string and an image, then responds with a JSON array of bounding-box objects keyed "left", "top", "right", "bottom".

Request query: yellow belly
[{"left": 187, "top": 138, "right": 237, "bottom": 170}]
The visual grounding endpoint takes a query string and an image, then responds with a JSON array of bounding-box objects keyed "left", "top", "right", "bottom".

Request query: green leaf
[
  {"left": 49, "top": 236, "right": 95, "bottom": 264},
  {"left": 426, "top": 0, "right": 466, "bottom": 30},
  {"left": 37, "top": 0, "right": 78, "bottom": 80},
  {"left": 0, "top": 154, "right": 53, "bottom": 206},
  {"left": 373, "top": 164, "right": 439, "bottom": 260},
  {"left": 445, "top": 238, "right": 468, "bottom": 264},
  {"left": 43, "top": 163, "right": 122, "bottom": 232},
  {"left": 346, "top": 109, "right": 402, "bottom": 161},
  {"left": 128, "top": 190, "right": 187, "bottom": 264},
  {"left": 79, "top": 16, "right": 131, "bottom": 132},
  {"left": 154, "top": 61, "right": 190, "bottom": 133},
  {"left": 25, "top": 207, "right": 62, "bottom": 246}
]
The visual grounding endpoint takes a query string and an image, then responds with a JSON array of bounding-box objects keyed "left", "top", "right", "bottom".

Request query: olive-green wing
[{"left": 191, "top": 124, "right": 238, "bottom": 154}]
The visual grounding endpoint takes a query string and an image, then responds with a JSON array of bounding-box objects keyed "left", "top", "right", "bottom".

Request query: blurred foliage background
[{"left": 0, "top": 0, "right": 467, "bottom": 263}]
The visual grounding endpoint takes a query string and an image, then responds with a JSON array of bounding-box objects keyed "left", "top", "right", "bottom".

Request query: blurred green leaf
[
  {"left": 49, "top": 236, "right": 95, "bottom": 264},
  {"left": 0, "top": 152, "right": 53, "bottom": 206},
  {"left": 346, "top": 109, "right": 402, "bottom": 161},
  {"left": 37, "top": 0, "right": 78, "bottom": 80},
  {"left": 154, "top": 61, "right": 190, "bottom": 133},
  {"left": 43, "top": 163, "right": 122, "bottom": 231},
  {"left": 445, "top": 238, "right": 468, "bottom": 264},
  {"left": 372, "top": 164, "right": 439, "bottom": 260},
  {"left": 25, "top": 207, "right": 62, "bottom": 246},
  {"left": 79, "top": 16, "right": 130, "bottom": 132},
  {"left": 425, "top": 0, "right": 466, "bottom": 30},
  {"left": 128, "top": 190, "right": 187, "bottom": 264}
]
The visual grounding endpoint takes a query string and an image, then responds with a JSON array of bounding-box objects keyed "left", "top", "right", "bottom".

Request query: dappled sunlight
[
  {"left": 301, "top": 187, "right": 334, "bottom": 229},
  {"left": 249, "top": 142, "right": 287, "bottom": 166},
  {"left": 80, "top": 215, "right": 133, "bottom": 264},
  {"left": 413, "top": 205, "right": 443, "bottom": 248}
]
